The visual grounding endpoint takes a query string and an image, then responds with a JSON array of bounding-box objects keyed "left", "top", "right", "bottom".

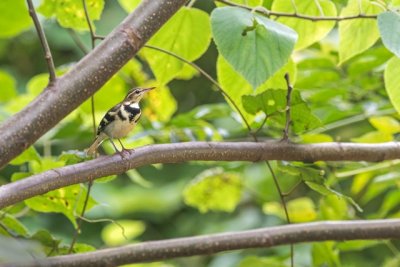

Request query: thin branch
[
  {"left": 1, "top": 141, "right": 400, "bottom": 209},
  {"left": 67, "top": 29, "right": 89, "bottom": 54},
  {"left": 0, "top": 0, "right": 187, "bottom": 169},
  {"left": 68, "top": 180, "right": 93, "bottom": 253},
  {"left": 282, "top": 73, "right": 293, "bottom": 141},
  {"left": 26, "top": 0, "right": 56, "bottom": 84},
  {"left": 82, "top": 0, "right": 96, "bottom": 49},
  {"left": 215, "top": 0, "right": 378, "bottom": 21},
  {"left": 8, "top": 219, "right": 400, "bottom": 267},
  {"left": 143, "top": 45, "right": 253, "bottom": 132}
]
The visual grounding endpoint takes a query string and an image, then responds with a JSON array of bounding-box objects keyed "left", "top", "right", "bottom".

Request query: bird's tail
[{"left": 86, "top": 133, "right": 107, "bottom": 156}]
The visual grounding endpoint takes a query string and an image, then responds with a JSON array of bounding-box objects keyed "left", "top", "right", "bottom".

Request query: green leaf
[
  {"left": 306, "top": 181, "right": 362, "bottom": 212},
  {"left": 319, "top": 195, "right": 349, "bottom": 220},
  {"left": 0, "top": 212, "right": 29, "bottom": 237},
  {"left": 25, "top": 184, "right": 97, "bottom": 228},
  {"left": 101, "top": 220, "right": 145, "bottom": 246},
  {"left": 0, "top": 0, "right": 32, "bottom": 38},
  {"left": 238, "top": 256, "right": 286, "bottom": 267},
  {"left": 38, "top": 0, "right": 104, "bottom": 31},
  {"left": 59, "top": 150, "right": 87, "bottom": 165},
  {"left": 272, "top": 0, "right": 337, "bottom": 50},
  {"left": 118, "top": 0, "right": 140, "bottom": 12},
  {"left": 384, "top": 56, "right": 400, "bottom": 115},
  {"left": 242, "top": 89, "right": 321, "bottom": 133},
  {"left": 312, "top": 242, "right": 341, "bottom": 267},
  {"left": 300, "top": 133, "right": 333, "bottom": 143},
  {"left": 142, "top": 7, "right": 211, "bottom": 85},
  {"left": 211, "top": 7, "right": 297, "bottom": 88},
  {"left": 9, "top": 146, "right": 40, "bottom": 166},
  {"left": 183, "top": 168, "right": 242, "bottom": 213},
  {"left": 351, "top": 131, "right": 393, "bottom": 143},
  {"left": 0, "top": 70, "right": 16, "bottom": 102},
  {"left": 378, "top": 11, "right": 400, "bottom": 57},
  {"left": 217, "top": 56, "right": 296, "bottom": 125},
  {"left": 338, "top": 0, "right": 381, "bottom": 64},
  {"left": 369, "top": 116, "right": 400, "bottom": 134},
  {"left": 263, "top": 197, "right": 317, "bottom": 222},
  {"left": 142, "top": 85, "right": 177, "bottom": 122}
]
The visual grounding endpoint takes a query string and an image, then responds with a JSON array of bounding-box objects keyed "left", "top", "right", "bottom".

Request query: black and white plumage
[{"left": 87, "top": 87, "right": 155, "bottom": 155}]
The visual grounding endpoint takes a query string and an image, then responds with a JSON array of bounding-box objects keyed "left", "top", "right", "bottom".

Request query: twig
[
  {"left": 143, "top": 45, "right": 252, "bottom": 132},
  {"left": 283, "top": 73, "right": 293, "bottom": 141},
  {"left": 215, "top": 0, "right": 378, "bottom": 21},
  {"left": 26, "top": 0, "right": 56, "bottom": 84},
  {"left": 68, "top": 180, "right": 93, "bottom": 253},
  {"left": 11, "top": 219, "right": 400, "bottom": 267},
  {"left": 67, "top": 29, "right": 89, "bottom": 54}
]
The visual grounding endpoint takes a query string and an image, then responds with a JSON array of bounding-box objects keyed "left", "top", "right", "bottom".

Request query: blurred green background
[{"left": 1, "top": 0, "right": 400, "bottom": 266}]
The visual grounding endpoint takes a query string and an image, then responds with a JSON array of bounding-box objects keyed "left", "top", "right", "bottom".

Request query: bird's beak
[{"left": 141, "top": 87, "right": 156, "bottom": 93}]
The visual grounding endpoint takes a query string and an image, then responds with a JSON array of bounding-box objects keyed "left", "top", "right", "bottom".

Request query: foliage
[{"left": 1, "top": 0, "right": 400, "bottom": 266}]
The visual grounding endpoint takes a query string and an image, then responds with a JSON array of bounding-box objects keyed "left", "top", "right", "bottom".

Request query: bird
[{"left": 87, "top": 86, "right": 155, "bottom": 156}]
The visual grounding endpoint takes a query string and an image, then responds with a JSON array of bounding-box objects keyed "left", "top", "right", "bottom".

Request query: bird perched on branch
[{"left": 87, "top": 86, "right": 155, "bottom": 156}]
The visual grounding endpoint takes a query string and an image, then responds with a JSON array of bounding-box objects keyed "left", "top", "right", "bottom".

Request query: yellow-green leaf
[
  {"left": 351, "top": 131, "right": 393, "bottom": 143},
  {"left": 384, "top": 56, "right": 400, "bottom": 115},
  {"left": 0, "top": 0, "right": 32, "bottom": 38},
  {"left": 118, "top": 0, "right": 140, "bottom": 12},
  {"left": 142, "top": 7, "right": 211, "bottom": 85},
  {"left": 369, "top": 116, "right": 400, "bottom": 134},
  {"left": 217, "top": 55, "right": 296, "bottom": 125},
  {"left": 101, "top": 220, "right": 145, "bottom": 246},
  {"left": 183, "top": 168, "right": 242, "bottom": 213},
  {"left": 263, "top": 197, "right": 317, "bottom": 222},
  {"left": 272, "top": 0, "right": 337, "bottom": 50},
  {"left": 0, "top": 70, "right": 16, "bottom": 102},
  {"left": 338, "top": 0, "right": 381, "bottom": 64},
  {"left": 38, "top": 0, "right": 104, "bottom": 31},
  {"left": 300, "top": 133, "right": 333, "bottom": 143}
]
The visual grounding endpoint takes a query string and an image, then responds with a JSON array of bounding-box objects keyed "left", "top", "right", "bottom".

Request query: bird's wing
[{"left": 97, "top": 103, "right": 121, "bottom": 136}]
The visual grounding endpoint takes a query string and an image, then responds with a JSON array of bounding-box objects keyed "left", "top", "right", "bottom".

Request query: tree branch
[
  {"left": 0, "top": 141, "right": 399, "bottom": 209},
  {"left": 215, "top": 0, "right": 378, "bottom": 21},
  {"left": 0, "top": 0, "right": 186, "bottom": 169},
  {"left": 6, "top": 219, "right": 400, "bottom": 267},
  {"left": 26, "top": 0, "right": 56, "bottom": 84}
]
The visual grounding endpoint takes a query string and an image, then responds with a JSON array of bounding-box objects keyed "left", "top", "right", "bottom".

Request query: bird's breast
[{"left": 104, "top": 119, "right": 136, "bottom": 138}]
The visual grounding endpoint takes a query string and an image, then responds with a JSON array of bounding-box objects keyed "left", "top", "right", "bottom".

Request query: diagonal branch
[
  {"left": 8, "top": 219, "right": 400, "bottom": 267},
  {"left": 0, "top": 0, "right": 187, "bottom": 169},
  {"left": 26, "top": 0, "right": 56, "bottom": 84},
  {"left": 0, "top": 141, "right": 400, "bottom": 209}
]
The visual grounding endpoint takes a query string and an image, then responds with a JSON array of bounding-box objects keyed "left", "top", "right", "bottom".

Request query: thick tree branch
[
  {"left": 0, "top": 141, "right": 399, "bottom": 209},
  {"left": 5, "top": 219, "right": 400, "bottom": 267},
  {"left": 0, "top": 0, "right": 186, "bottom": 169}
]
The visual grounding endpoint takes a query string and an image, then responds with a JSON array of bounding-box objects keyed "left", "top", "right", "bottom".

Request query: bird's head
[{"left": 124, "top": 87, "right": 155, "bottom": 104}]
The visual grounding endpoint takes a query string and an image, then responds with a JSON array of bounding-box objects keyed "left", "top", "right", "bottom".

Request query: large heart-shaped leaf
[
  {"left": 378, "top": 11, "right": 400, "bottom": 58},
  {"left": 211, "top": 7, "right": 297, "bottom": 89}
]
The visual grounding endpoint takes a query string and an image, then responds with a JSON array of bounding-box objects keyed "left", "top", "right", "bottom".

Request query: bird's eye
[{"left": 135, "top": 91, "right": 140, "bottom": 94}]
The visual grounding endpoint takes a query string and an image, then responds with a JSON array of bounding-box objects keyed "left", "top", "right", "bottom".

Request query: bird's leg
[
  {"left": 109, "top": 139, "right": 120, "bottom": 153},
  {"left": 118, "top": 138, "right": 133, "bottom": 154},
  {"left": 117, "top": 139, "right": 126, "bottom": 150}
]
